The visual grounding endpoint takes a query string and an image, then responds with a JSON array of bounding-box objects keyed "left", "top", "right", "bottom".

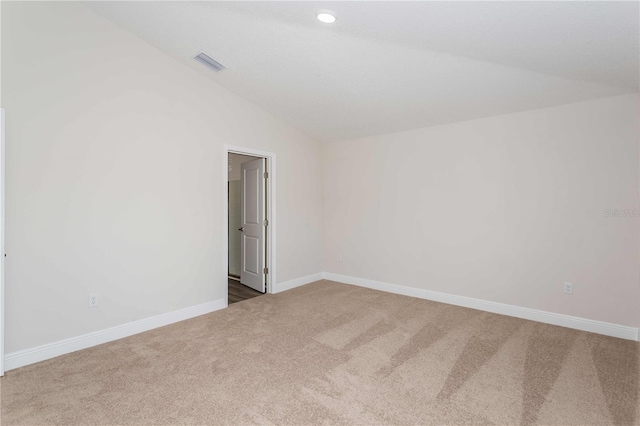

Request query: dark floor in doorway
[{"left": 228, "top": 278, "right": 264, "bottom": 304}]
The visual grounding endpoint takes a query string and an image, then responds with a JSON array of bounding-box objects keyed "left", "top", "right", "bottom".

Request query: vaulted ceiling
[{"left": 85, "top": 1, "right": 639, "bottom": 143}]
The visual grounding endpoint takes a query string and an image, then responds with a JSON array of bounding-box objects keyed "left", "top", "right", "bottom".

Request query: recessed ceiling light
[{"left": 317, "top": 11, "right": 337, "bottom": 24}]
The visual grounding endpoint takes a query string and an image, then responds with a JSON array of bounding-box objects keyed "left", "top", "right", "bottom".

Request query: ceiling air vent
[{"left": 194, "top": 52, "right": 226, "bottom": 73}]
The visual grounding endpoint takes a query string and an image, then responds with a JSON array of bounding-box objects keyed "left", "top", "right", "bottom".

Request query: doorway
[{"left": 225, "top": 146, "right": 275, "bottom": 305}]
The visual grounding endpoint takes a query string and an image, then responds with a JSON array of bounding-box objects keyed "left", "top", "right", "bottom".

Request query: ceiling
[{"left": 85, "top": 1, "right": 639, "bottom": 143}]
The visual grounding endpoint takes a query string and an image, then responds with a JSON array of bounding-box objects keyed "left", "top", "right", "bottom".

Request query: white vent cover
[{"left": 194, "top": 52, "right": 226, "bottom": 72}]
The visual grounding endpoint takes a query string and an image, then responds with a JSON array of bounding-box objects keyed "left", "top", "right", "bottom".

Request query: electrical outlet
[
  {"left": 337, "top": 255, "right": 343, "bottom": 262},
  {"left": 89, "top": 294, "right": 98, "bottom": 307},
  {"left": 563, "top": 282, "right": 573, "bottom": 295}
]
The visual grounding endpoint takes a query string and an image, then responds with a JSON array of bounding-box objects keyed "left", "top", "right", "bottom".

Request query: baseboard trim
[
  {"left": 6, "top": 272, "right": 636, "bottom": 371},
  {"left": 273, "top": 272, "right": 324, "bottom": 293},
  {"left": 323, "top": 272, "right": 639, "bottom": 341},
  {"left": 5, "top": 299, "right": 226, "bottom": 371}
]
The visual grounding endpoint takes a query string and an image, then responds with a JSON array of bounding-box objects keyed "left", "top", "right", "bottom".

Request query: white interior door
[{"left": 240, "top": 158, "right": 266, "bottom": 293}]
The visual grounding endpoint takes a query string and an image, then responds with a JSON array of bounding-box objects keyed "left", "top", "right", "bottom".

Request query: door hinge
[
  {"left": 264, "top": 219, "right": 268, "bottom": 226},
  {"left": 263, "top": 267, "right": 268, "bottom": 274},
  {"left": 263, "top": 171, "right": 268, "bottom": 179}
]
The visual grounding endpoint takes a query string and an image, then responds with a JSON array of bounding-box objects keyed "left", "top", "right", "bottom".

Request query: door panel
[
  {"left": 243, "top": 235, "right": 259, "bottom": 274},
  {"left": 240, "top": 158, "right": 266, "bottom": 293},
  {"left": 244, "top": 168, "right": 259, "bottom": 225}
]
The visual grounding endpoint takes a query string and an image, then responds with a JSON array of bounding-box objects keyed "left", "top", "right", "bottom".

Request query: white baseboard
[
  {"left": 273, "top": 272, "right": 324, "bottom": 293},
  {"left": 6, "top": 272, "right": 637, "bottom": 372},
  {"left": 323, "top": 272, "right": 639, "bottom": 341},
  {"left": 5, "top": 299, "right": 226, "bottom": 371}
]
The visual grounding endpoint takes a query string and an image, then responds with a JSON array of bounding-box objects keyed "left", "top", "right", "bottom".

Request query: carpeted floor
[{"left": 1, "top": 280, "right": 639, "bottom": 425}]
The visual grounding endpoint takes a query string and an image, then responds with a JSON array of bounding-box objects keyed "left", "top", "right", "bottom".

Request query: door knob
[{"left": 238, "top": 227, "right": 244, "bottom": 232}]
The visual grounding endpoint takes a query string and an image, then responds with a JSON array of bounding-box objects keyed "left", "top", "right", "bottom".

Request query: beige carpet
[{"left": 1, "top": 280, "right": 638, "bottom": 425}]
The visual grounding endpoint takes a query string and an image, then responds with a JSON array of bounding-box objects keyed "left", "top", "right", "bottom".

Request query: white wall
[
  {"left": 1, "top": 2, "right": 323, "bottom": 354},
  {"left": 323, "top": 94, "right": 640, "bottom": 328},
  {"left": 2, "top": 2, "right": 638, "bottom": 360}
]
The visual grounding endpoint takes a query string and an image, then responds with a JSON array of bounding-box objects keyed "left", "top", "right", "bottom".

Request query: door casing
[
  {"left": 223, "top": 145, "right": 275, "bottom": 306},
  {"left": 1, "top": 109, "right": 5, "bottom": 376}
]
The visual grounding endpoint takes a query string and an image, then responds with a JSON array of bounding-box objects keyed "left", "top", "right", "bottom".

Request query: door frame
[
  {"left": 223, "top": 145, "right": 275, "bottom": 305},
  {"left": 1, "top": 108, "right": 5, "bottom": 376}
]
